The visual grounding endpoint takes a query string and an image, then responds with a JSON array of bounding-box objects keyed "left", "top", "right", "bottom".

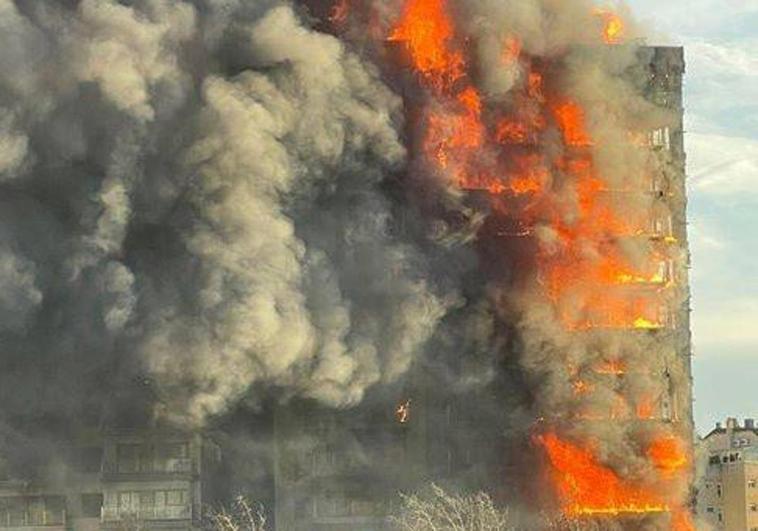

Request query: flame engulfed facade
[
  {"left": 275, "top": 1, "right": 694, "bottom": 529},
  {"left": 0, "top": 0, "right": 695, "bottom": 529}
]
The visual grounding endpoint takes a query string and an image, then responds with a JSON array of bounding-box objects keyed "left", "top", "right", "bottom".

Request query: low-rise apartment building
[
  {"left": 0, "top": 429, "right": 220, "bottom": 531},
  {"left": 698, "top": 417, "right": 758, "bottom": 530}
]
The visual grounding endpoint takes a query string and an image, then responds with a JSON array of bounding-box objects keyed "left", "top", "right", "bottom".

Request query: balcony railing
[
  {"left": 101, "top": 505, "right": 191, "bottom": 522},
  {"left": 0, "top": 511, "right": 66, "bottom": 528},
  {"left": 102, "top": 458, "right": 194, "bottom": 475}
]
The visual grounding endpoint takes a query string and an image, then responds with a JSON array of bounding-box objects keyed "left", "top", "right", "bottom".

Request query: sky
[{"left": 626, "top": 0, "right": 758, "bottom": 432}]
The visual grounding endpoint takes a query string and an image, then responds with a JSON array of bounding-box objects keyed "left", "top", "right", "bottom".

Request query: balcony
[
  {"left": 101, "top": 505, "right": 191, "bottom": 522},
  {"left": 0, "top": 511, "right": 66, "bottom": 528},
  {"left": 102, "top": 458, "right": 194, "bottom": 476},
  {"left": 0, "top": 496, "right": 66, "bottom": 529}
]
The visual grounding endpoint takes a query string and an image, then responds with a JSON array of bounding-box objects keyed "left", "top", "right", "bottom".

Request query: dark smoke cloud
[
  {"left": 0, "top": 0, "right": 456, "bottom": 432},
  {"left": 0, "top": 1, "right": 694, "bottom": 526}
]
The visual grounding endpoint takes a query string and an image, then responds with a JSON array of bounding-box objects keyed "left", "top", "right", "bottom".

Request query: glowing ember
[
  {"left": 594, "top": 360, "right": 627, "bottom": 375},
  {"left": 395, "top": 399, "right": 412, "bottom": 424},
  {"left": 572, "top": 380, "right": 593, "bottom": 395},
  {"left": 595, "top": 9, "right": 626, "bottom": 45},
  {"left": 538, "top": 432, "right": 668, "bottom": 515},
  {"left": 636, "top": 395, "right": 656, "bottom": 419}
]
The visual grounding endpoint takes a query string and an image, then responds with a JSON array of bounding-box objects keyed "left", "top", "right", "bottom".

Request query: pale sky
[{"left": 627, "top": 0, "right": 758, "bottom": 432}]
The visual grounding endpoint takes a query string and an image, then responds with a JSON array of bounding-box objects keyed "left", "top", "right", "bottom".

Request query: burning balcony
[
  {"left": 336, "top": 0, "right": 692, "bottom": 526},
  {"left": 562, "top": 297, "right": 673, "bottom": 331}
]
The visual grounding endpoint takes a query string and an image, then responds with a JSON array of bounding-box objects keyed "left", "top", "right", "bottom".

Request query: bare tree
[
  {"left": 391, "top": 483, "right": 515, "bottom": 531},
  {"left": 206, "top": 496, "right": 267, "bottom": 531}
]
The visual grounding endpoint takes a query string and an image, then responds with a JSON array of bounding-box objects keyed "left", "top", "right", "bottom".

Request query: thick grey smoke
[
  {"left": 0, "top": 0, "right": 453, "bottom": 430},
  {"left": 323, "top": 0, "right": 693, "bottom": 525},
  {"left": 0, "top": 246, "right": 42, "bottom": 332},
  {"left": 0, "top": 0, "right": 694, "bottom": 526}
]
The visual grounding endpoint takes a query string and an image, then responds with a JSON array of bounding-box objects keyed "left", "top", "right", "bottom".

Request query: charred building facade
[
  {"left": 0, "top": 0, "right": 695, "bottom": 529},
  {"left": 0, "top": 36, "right": 691, "bottom": 531},
  {"left": 271, "top": 46, "right": 693, "bottom": 530},
  {"left": 0, "top": 430, "right": 221, "bottom": 531}
]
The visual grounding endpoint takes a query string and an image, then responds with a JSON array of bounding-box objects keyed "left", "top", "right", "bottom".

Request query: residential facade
[
  {"left": 0, "top": 430, "right": 220, "bottom": 531},
  {"left": 271, "top": 46, "right": 692, "bottom": 529},
  {"left": 698, "top": 417, "right": 758, "bottom": 530}
]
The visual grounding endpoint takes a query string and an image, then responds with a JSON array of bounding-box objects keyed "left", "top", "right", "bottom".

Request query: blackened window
[
  {"left": 45, "top": 497, "right": 65, "bottom": 525},
  {"left": 117, "top": 444, "right": 140, "bottom": 472},
  {"left": 81, "top": 493, "right": 103, "bottom": 517}
]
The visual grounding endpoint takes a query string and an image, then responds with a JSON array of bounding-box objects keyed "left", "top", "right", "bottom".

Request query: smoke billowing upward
[
  {"left": 0, "top": 0, "right": 693, "bottom": 528},
  {"left": 344, "top": 0, "right": 693, "bottom": 527},
  {"left": 0, "top": 0, "right": 456, "bottom": 430}
]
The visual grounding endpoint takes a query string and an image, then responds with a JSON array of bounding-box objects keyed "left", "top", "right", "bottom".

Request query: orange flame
[
  {"left": 594, "top": 360, "right": 627, "bottom": 375},
  {"left": 572, "top": 380, "right": 593, "bottom": 396},
  {"left": 552, "top": 100, "right": 594, "bottom": 147},
  {"left": 386, "top": 0, "right": 687, "bottom": 524},
  {"left": 647, "top": 436, "right": 688, "bottom": 474},
  {"left": 389, "top": 0, "right": 552, "bottom": 197},
  {"left": 388, "top": 0, "right": 464, "bottom": 91},
  {"left": 636, "top": 395, "right": 656, "bottom": 419},
  {"left": 595, "top": 9, "right": 626, "bottom": 45},
  {"left": 672, "top": 510, "right": 695, "bottom": 531},
  {"left": 538, "top": 432, "right": 668, "bottom": 515}
]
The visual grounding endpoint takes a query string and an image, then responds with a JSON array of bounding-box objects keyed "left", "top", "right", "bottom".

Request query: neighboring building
[
  {"left": 272, "top": 383, "right": 508, "bottom": 530},
  {"left": 0, "top": 429, "right": 221, "bottom": 531},
  {"left": 698, "top": 417, "right": 758, "bottom": 531},
  {"left": 100, "top": 429, "right": 221, "bottom": 530},
  {"left": 0, "top": 482, "right": 66, "bottom": 531},
  {"left": 273, "top": 400, "right": 408, "bottom": 531}
]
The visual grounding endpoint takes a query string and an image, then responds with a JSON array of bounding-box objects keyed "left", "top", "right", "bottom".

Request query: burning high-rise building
[
  {"left": 272, "top": 2, "right": 695, "bottom": 529},
  {"left": 0, "top": 0, "right": 694, "bottom": 529}
]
